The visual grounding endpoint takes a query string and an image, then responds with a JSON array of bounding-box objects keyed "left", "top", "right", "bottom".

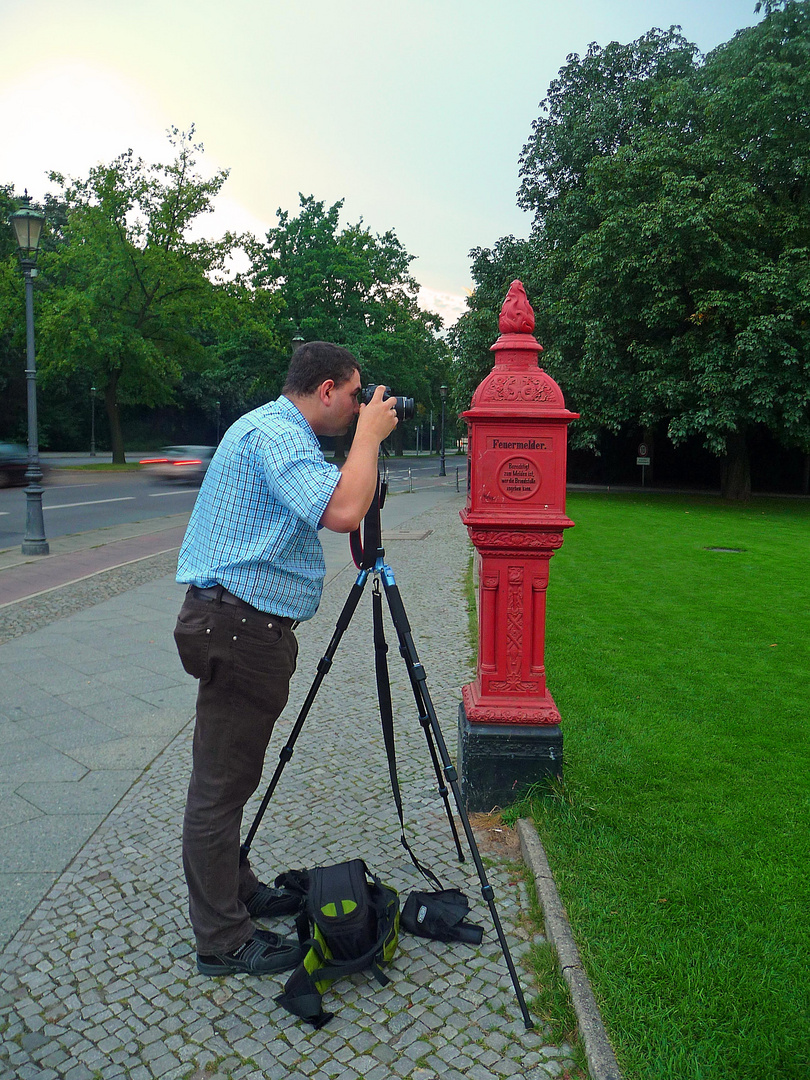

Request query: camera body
[{"left": 361, "top": 384, "right": 414, "bottom": 422}]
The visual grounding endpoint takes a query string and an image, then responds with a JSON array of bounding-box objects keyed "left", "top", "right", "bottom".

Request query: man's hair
[{"left": 282, "top": 341, "right": 360, "bottom": 397}]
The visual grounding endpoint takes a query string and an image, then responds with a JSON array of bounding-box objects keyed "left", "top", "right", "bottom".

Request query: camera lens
[{"left": 362, "top": 385, "right": 414, "bottom": 422}]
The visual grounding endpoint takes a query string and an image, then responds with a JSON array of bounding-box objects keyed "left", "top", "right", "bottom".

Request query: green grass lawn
[{"left": 509, "top": 492, "right": 809, "bottom": 1080}]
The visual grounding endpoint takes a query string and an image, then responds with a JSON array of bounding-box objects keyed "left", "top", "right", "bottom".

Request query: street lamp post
[
  {"left": 439, "top": 384, "right": 448, "bottom": 477},
  {"left": 10, "top": 196, "right": 48, "bottom": 555},
  {"left": 90, "top": 386, "right": 97, "bottom": 456}
]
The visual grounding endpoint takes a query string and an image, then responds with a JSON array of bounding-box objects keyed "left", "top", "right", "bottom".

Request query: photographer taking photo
[{"left": 174, "top": 341, "right": 397, "bottom": 977}]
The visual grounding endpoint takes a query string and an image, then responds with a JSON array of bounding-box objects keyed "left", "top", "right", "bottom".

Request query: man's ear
[{"left": 318, "top": 379, "right": 336, "bottom": 406}]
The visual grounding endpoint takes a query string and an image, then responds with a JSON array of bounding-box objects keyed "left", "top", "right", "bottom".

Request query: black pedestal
[{"left": 458, "top": 702, "right": 563, "bottom": 812}]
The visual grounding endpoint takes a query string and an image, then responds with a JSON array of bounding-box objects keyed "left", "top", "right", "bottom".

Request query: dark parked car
[
  {"left": 0, "top": 443, "right": 32, "bottom": 487},
  {"left": 139, "top": 445, "right": 216, "bottom": 485}
]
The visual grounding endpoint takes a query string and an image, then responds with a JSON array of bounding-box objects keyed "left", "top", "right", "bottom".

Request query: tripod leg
[
  {"left": 240, "top": 569, "right": 370, "bottom": 862},
  {"left": 380, "top": 564, "right": 534, "bottom": 1030},
  {"left": 391, "top": 611, "right": 465, "bottom": 862}
]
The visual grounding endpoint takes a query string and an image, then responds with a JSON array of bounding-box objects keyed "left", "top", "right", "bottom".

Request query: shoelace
[{"left": 231, "top": 936, "right": 279, "bottom": 966}]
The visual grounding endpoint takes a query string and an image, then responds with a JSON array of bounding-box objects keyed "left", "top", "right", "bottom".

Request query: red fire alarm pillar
[{"left": 458, "top": 280, "right": 578, "bottom": 810}]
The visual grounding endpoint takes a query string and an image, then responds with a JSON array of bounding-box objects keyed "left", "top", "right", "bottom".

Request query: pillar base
[
  {"left": 21, "top": 539, "right": 49, "bottom": 556},
  {"left": 458, "top": 702, "right": 562, "bottom": 812}
]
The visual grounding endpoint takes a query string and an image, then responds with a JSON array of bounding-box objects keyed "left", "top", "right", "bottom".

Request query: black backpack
[{"left": 276, "top": 859, "right": 399, "bottom": 1028}]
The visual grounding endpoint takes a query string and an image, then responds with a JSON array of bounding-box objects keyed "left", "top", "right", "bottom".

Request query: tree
[
  {"left": 454, "top": 28, "right": 700, "bottom": 452},
  {"left": 36, "top": 128, "right": 236, "bottom": 461},
  {"left": 252, "top": 195, "right": 451, "bottom": 455},
  {"left": 173, "top": 278, "right": 287, "bottom": 433},
  {"left": 454, "top": 3, "right": 810, "bottom": 498},
  {"left": 558, "top": 3, "right": 810, "bottom": 497}
]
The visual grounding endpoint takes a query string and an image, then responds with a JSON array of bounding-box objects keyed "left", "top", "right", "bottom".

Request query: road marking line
[
  {"left": 43, "top": 497, "right": 136, "bottom": 510},
  {"left": 148, "top": 489, "right": 199, "bottom": 497}
]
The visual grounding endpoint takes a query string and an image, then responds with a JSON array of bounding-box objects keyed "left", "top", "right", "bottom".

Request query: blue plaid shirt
[{"left": 176, "top": 396, "right": 341, "bottom": 620}]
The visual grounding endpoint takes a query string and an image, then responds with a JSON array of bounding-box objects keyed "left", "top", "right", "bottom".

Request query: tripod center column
[{"left": 458, "top": 280, "right": 578, "bottom": 811}]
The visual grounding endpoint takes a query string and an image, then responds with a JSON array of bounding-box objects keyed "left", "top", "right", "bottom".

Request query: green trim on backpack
[{"left": 276, "top": 859, "right": 399, "bottom": 1028}]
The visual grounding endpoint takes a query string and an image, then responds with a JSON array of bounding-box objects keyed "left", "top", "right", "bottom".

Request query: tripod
[{"left": 241, "top": 475, "right": 533, "bottom": 1029}]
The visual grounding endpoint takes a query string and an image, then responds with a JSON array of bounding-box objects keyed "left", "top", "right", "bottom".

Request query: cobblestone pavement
[{"left": 0, "top": 496, "right": 577, "bottom": 1079}]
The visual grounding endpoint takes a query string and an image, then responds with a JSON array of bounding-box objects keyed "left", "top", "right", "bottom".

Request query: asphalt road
[
  {"left": 0, "top": 471, "right": 200, "bottom": 550},
  {"left": 0, "top": 454, "right": 467, "bottom": 550}
]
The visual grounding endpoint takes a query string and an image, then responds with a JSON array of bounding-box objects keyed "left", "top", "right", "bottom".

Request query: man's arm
[{"left": 319, "top": 387, "right": 398, "bottom": 533}]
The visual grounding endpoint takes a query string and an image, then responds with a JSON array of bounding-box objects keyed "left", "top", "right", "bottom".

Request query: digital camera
[{"left": 361, "top": 385, "right": 415, "bottom": 422}]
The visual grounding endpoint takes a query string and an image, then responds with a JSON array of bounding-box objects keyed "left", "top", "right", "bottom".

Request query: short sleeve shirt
[{"left": 176, "top": 396, "right": 341, "bottom": 620}]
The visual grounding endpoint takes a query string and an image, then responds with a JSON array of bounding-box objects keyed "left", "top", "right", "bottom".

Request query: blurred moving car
[
  {"left": 139, "top": 445, "right": 216, "bottom": 485},
  {"left": 0, "top": 443, "right": 49, "bottom": 487}
]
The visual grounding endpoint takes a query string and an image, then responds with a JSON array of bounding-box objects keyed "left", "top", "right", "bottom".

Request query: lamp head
[{"left": 10, "top": 194, "right": 45, "bottom": 264}]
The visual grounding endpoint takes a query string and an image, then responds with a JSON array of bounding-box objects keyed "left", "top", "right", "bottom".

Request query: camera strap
[
  {"left": 372, "top": 578, "right": 443, "bottom": 892},
  {"left": 350, "top": 474, "right": 387, "bottom": 569}
]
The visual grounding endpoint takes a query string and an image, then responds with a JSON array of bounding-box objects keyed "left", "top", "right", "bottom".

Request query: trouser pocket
[{"left": 174, "top": 596, "right": 213, "bottom": 680}]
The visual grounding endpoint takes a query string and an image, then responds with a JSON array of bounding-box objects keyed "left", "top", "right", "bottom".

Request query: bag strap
[
  {"left": 275, "top": 962, "right": 333, "bottom": 1029},
  {"left": 372, "top": 582, "right": 443, "bottom": 892}
]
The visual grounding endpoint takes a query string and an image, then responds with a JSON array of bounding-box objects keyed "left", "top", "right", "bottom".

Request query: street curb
[{"left": 517, "top": 818, "right": 622, "bottom": 1080}]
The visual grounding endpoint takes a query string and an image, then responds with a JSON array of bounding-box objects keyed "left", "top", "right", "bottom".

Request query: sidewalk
[{"left": 0, "top": 490, "right": 578, "bottom": 1080}]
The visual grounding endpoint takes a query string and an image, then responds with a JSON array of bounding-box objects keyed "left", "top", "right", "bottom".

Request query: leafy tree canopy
[
  {"left": 36, "top": 127, "right": 238, "bottom": 461},
  {"left": 453, "top": 1, "right": 810, "bottom": 498},
  {"left": 253, "top": 194, "right": 450, "bottom": 416}
]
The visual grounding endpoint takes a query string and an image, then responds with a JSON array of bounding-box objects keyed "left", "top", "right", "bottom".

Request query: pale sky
[{"left": 1, "top": 0, "right": 761, "bottom": 326}]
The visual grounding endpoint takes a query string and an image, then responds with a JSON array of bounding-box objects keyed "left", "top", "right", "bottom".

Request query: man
[{"left": 174, "top": 341, "right": 397, "bottom": 976}]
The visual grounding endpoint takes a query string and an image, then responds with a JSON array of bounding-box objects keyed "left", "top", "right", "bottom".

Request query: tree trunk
[
  {"left": 391, "top": 424, "right": 405, "bottom": 456},
  {"left": 802, "top": 452, "right": 810, "bottom": 496},
  {"left": 105, "top": 373, "right": 126, "bottom": 464},
  {"left": 720, "top": 431, "right": 750, "bottom": 500}
]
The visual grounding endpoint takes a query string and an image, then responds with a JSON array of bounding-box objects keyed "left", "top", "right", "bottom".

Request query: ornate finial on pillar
[{"left": 498, "top": 280, "right": 535, "bottom": 335}]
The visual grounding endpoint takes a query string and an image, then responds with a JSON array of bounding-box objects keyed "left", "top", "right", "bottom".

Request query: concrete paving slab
[
  {"left": 17, "top": 771, "right": 141, "bottom": 815},
  {"left": 0, "top": 680, "right": 59, "bottom": 716},
  {"left": 29, "top": 712, "right": 122, "bottom": 749},
  {"left": 0, "top": 813, "right": 104, "bottom": 872},
  {"left": 132, "top": 685, "right": 198, "bottom": 712},
  {"left": 6, "top": 666, "right": 113, "bottom": 696},
  {"left": 0, "top": 650, "right": 92, "bottom": 684},
  {"left": 0, "top": 786, "right": 42, "bottom": 829},
  {"left": 77, "top": 695, "right": 179, "bottom": 727},
  {"left": 2, "top": 733, "right": 71, "bottom": 768},
  {"left": 0, "top": 754, "right": 88, "bottom": 786},
  {"left": 0, "top": 719, "right": 31, "bottom": 747},
  {"left": 94, "top": 667, "right": 183, "bottom": 694},
  {"left": 58, "top": 682, "right": 136, "bottom": 709},
  {"left": 66, "top": 736, "right": 172, "bottom": 771},
  {"left": 0, "top": 873, "right": 57, "bottom": 948},
  {"left": 12, "top": 704, "right": 113, "bottom": 736}
]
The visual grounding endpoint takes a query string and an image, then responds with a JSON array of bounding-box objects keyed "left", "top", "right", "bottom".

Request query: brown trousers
[{"left": 174, "top": 589, "right": 298, "bottom": 953}]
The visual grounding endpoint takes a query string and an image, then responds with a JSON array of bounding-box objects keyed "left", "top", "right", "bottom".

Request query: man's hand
[{"left": 356, "top": 384, "right": 398, "bottom": 442}]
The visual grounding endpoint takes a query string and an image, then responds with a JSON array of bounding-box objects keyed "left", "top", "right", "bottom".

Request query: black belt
[{"left": 188, "top": 585, "right": 300, "bottom": 630}]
